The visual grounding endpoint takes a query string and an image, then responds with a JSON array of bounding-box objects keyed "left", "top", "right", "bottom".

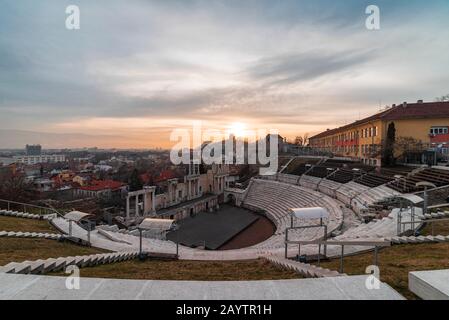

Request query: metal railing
[
  {"left": 0, "top": 198, "right": 64, "bottom": 218},
  {"left": 285, "top": 238, "right": 391, "bottom": 273},
  {"left": 285, "top": 221, "right": 328, "bottom": 265}
]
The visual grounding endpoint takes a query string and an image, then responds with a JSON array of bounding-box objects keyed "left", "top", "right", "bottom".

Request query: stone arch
[{"left": 227, "top": 194, "right": 237, "bottom": 205}]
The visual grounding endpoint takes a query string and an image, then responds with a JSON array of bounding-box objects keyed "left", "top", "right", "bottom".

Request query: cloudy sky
[{"left": 1, "top": 0, "right": 449, "bottom": 149}]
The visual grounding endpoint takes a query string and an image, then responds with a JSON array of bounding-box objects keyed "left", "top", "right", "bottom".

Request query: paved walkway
[
  {"left": 50, "top": 216, "right": 397, "bottom": 261},
  {"left": 0, "top": 273, "right": 404, "bottom": 300}
]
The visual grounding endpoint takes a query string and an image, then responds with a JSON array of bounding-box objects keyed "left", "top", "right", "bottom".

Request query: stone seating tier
[{"left": 242, "top": 179, "right": 345, "bottom": 249}]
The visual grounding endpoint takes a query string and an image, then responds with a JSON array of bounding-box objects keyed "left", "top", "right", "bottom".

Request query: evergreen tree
[
  {"left": 382, "top": 122, "right": 396, "bottom": 166},
  {"left": 129, "top": 169, "right": 143, "bottom": 191}
]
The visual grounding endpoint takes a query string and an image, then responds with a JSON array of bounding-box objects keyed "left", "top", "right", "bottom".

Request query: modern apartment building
[{"left": 13, "top": 154, "right": 66, "bottom": 165}]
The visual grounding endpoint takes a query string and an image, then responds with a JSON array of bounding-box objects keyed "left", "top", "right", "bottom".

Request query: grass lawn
[
  {"left": 53, "top": 258, "right": 303, "bottom": 281},
  {"left": 0, "top": 216, "right": 58, "bottom": 233},
  {"left": 0, "top": 238, "right": 107, "bottom": 266},
  {"left": 430, "top": 206, "right": 449, "bottom": 213},
  {"left": 420, "top": 219, "right": 449, "bottom": 236},
  {"left": 315, "top": 241, "right": 449, "bottom": 300}
]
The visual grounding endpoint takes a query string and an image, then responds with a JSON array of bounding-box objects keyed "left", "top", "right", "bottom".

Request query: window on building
[{"left": 430, "top": 127, "right": 449, "bottom": 135}]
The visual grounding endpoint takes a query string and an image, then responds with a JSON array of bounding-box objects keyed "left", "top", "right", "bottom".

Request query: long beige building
[{"left": 309, "top": 101, "right": 449, "bottom": 166}]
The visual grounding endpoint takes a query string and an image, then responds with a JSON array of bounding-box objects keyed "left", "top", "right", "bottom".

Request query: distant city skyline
[{"left": 1, "top": 0, "right": 449, "bottom": 148}]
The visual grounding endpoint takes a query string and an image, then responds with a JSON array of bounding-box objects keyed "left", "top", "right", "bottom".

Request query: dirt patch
[
  {"left": 0, "top": 216, "right": 57, "bottom": 233},
  {"left": 219, "top": 216, "right": 275, "bottom": 250},
  {"left": 0, "top": 238, "right": 107, "bottom": 266},
  {"left": 316, "top": 242, "right": 449, "bottom": 300},
  {"left": 52, "top": 258, "right": 302, "bottom": 281}
]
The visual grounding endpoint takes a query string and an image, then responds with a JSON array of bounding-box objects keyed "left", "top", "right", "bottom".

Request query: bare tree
[
  {"left": 303, "top": 133, "right": 309, "bottom": 146},
  {"left": 435, "top": 94, "right": 449, "bottom": 102},
  {"left": 0, "top": 173, "right": 36, "bottom": 202},
  {"left": 294, "top": 133, "right": 310, "bottom": 146},
  {"left": 394, "top": 136, "right": 426, "bottom": 160},
  {"left": 294, "top": 136, "right": 303, "bottom": 146}
]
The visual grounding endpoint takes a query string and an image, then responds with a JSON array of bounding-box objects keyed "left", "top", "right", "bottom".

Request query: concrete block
[
  {"left": 24, "top": 261, "right": 45, "bottom": 274},
  {"left": 13, "top": 263, "right": 31, "bottom": 274},
  {"left": 51, "top": 259, "right": 66, "bottom": 272},
  {"left": 2, "top": 263, "right": 21, "bottom": 274},
  {"left": 409, "top": 269, "right": 449, "bottom": 300}
]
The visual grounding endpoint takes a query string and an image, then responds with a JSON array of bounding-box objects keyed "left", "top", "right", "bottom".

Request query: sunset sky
[{"left": 1, "top": 0, "right": 449, "bottom": 149}]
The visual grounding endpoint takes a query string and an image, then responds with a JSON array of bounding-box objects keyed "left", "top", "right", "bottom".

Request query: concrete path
[{"left": 0, "top": 273, "right": 404, "bottom": 300}]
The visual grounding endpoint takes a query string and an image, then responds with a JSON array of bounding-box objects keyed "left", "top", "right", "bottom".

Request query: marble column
[
  {"left": 126, "top": 196, "right": 130, "bottom": 220},
  {"left": 187, "top": 180, "right": 191, "bottom": 200},
  {"left": 152, "top": 190, "right": 156, "bottom": 211},
  {"left": 167, "top": 185, "right": 171, "bottom": 205}
]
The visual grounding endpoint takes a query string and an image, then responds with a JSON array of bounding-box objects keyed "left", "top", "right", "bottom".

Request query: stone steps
[
  {"left": 265, "top": 256, "right": 344, "bottom": 278},
  {"left": 241, "top": 179, "right": 346, "bottom": 250},
  {"left": 335, "top": 207, "right": 422, "bottom": 242},
  {"left": 417, "top": 211, "right": 449, "bottom": 220},
  {"left": 0, "top": 251, "right": 140, "bottom": 275},
  {"left": 0, "top": 230, "right": 62, "bottom": 240},
  {"left": 386, "top": 235, "right": 449, "bottom": 244},
  {"left": 0, "top": 209, "right": 52, "bottom": 220}
]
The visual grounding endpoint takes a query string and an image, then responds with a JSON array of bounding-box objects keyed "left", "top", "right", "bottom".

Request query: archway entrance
[{"left": 227, "top": 194, "right": 236, "bottom": 206}]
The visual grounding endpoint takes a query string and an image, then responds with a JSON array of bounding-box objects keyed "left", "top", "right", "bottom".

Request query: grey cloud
[
  {"left": 1, "top": 0, "right": 449, "bottom": 147},
  {"left": 246, "top": 50, "right": 377, "bottom": 86}
]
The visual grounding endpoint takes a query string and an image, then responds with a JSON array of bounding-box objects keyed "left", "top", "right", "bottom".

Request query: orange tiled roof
[
  {"left": 154, "top": 170, "right": 176, "bottom": 183},
  {"left": 310, "top": 101, "right": 449, "bottom": 140},
  {"left": 79, "top": 180, "right": 125, "bottom": 191}
]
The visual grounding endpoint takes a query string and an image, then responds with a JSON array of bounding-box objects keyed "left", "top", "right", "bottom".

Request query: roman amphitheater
[{"left": 2, "top": 158, "right": 449, "bottom": 300}]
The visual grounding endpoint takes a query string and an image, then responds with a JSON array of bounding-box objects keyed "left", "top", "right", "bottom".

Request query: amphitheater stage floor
[
  {"left": 0, "top": 273, "right": 404, "bottom": 300},
  {"left": 166, "top": 204, "right": 260, "bottom": 250}
]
